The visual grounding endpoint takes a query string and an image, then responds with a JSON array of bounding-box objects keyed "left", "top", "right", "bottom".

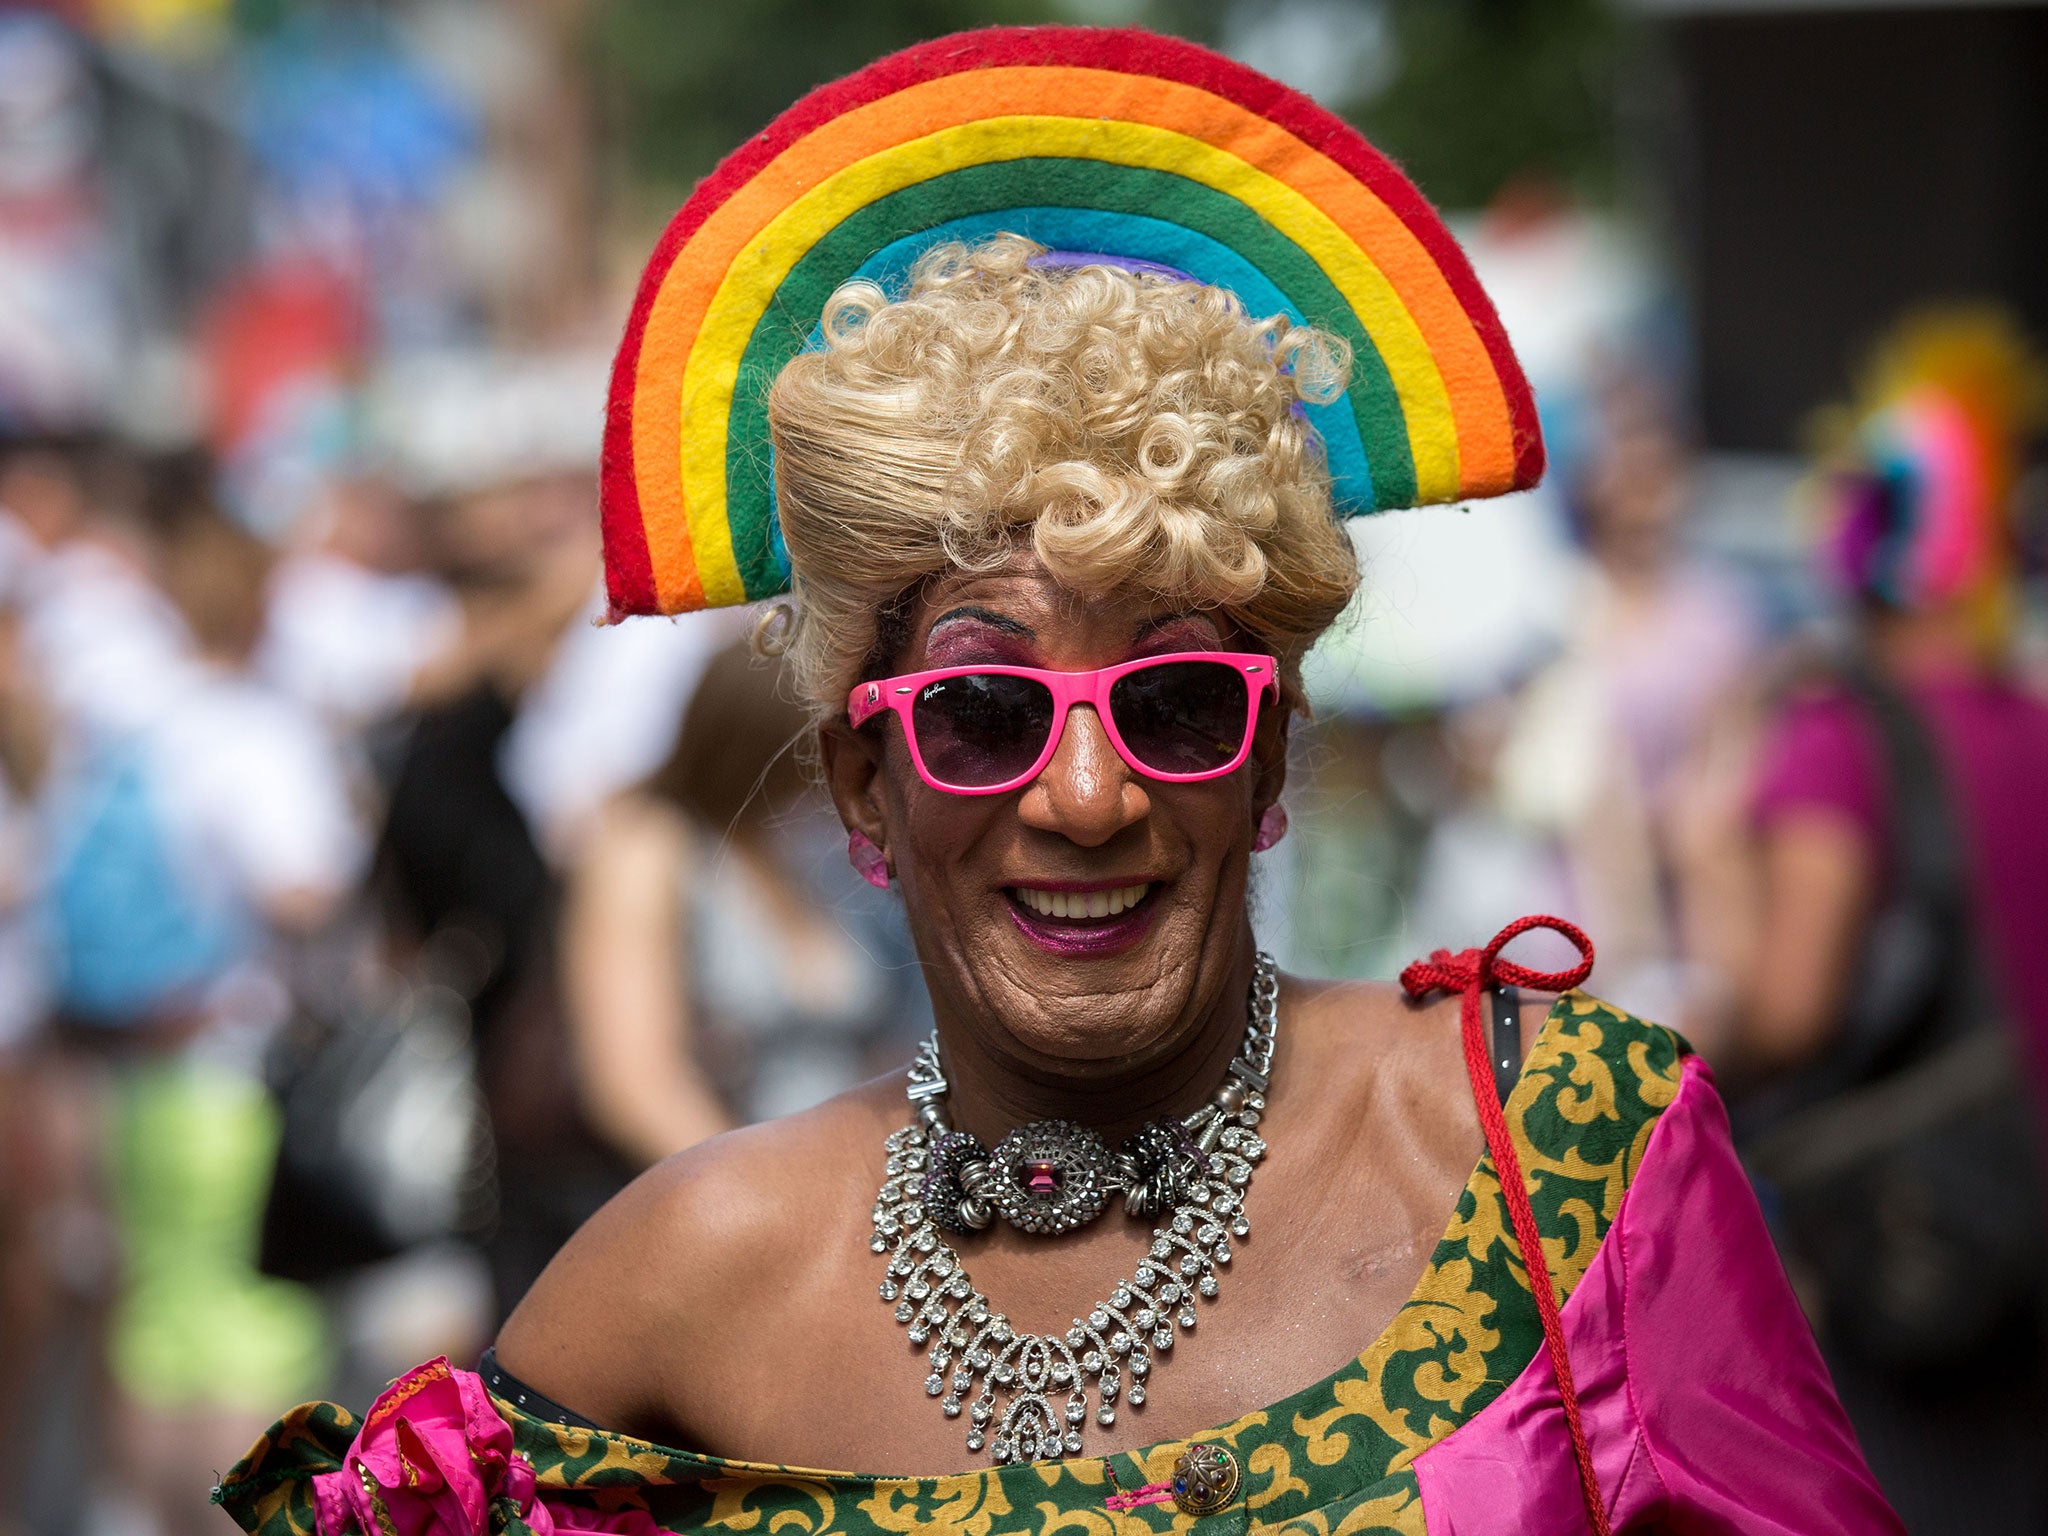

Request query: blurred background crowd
[{"left": 0, "top": 0, "right": 2043, "bottom": 1531}]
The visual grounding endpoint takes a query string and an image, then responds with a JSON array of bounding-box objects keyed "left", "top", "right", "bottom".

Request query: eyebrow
[
  {"left": 1133, "top": 611, "right": 1220, "bottom": 642},
  {"left": 929, "top": 605, "right": 1037, "bottom": 638}
]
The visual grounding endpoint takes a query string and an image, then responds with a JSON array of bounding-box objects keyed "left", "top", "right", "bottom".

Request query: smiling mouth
[{"left": 1007, "top": 882, "right": 1156, "bottom": 921}]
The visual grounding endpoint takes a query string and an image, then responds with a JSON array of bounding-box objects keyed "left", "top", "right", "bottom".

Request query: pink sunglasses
[{"left": 847, "top": 651, "right": 1280, "bottom": 795}]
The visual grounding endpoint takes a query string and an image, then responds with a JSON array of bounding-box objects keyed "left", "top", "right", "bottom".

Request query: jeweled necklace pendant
[{"left": 870, "top": 953, "right": 1278, "bottom": 1465}]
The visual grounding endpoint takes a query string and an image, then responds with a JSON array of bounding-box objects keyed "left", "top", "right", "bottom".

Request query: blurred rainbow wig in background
[{"left": 1814, "top": 308, "right": 2045, "bottom": 647}]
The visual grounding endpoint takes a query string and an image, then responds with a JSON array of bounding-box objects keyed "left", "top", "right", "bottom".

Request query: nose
[{"left": 1016, "top": 704, "right": 1150, "bottom": 846}]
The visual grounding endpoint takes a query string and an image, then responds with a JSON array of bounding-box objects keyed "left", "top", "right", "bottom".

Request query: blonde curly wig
[{"left": 763, "top": 235, "right": 1362, "bottom": 721}]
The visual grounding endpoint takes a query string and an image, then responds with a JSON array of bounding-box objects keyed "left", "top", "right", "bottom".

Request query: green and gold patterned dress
[{"left": 216, "top": 995, "right": 1899, "bottom": 1535}]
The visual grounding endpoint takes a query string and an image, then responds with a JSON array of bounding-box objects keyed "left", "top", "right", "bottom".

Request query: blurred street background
[{"left": 0, "top": 0, "right": 2044, "bottom": 1531}]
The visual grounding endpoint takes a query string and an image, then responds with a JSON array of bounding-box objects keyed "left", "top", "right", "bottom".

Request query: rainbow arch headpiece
[{"left": 600, "top": 26, "right": 1545, "bottom": 618}]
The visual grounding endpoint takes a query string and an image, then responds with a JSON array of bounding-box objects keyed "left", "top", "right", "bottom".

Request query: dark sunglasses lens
[
  {"left": 910, "top": 673, "right": 1057, "bottom": 788},
  {"left": 1109, "top": 661, "right": 1252, "bottom": 776}
]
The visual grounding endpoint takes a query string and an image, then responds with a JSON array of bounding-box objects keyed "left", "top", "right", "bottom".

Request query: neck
[
  {"left": 1870, "top": 607, "right": 1990, "bottom": 681},
  {"left": 930, "top": 936, "right": 1260, "bottom": 1146},
  {"left": 1592, "top": 535, "right": 1669, "bottom": 595}
]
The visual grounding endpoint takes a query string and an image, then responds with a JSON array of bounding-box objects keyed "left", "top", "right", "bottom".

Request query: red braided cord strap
[{"left": 1399, "top": 915, "right": 1608, "bottom": 1536}]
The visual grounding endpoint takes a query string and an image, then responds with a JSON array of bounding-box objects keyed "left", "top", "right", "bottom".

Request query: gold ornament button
[{"left": 1171, "top": 1442, "right": 1241, "bottom": 1516}]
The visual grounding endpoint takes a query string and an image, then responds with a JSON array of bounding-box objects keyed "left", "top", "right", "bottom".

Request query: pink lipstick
[{"left": 1003, "top": 880, "right": 1161, "bottom": 957}]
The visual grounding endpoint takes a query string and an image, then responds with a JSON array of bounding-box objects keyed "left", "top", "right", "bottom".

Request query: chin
[
  {"left": 974, "top": 897, "right": 1213, "bottom": 1067},
  {"left": 989, "top": 995, "right": 1194, "bottom": 1073}
]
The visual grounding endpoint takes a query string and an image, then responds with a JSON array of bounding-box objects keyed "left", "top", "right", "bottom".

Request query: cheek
[
  {"left": 878, "top": 746, "right": 996, "bottom": 880},
  {"left": 1157, "top": 777, "right": 1261, "bottom": 884}
]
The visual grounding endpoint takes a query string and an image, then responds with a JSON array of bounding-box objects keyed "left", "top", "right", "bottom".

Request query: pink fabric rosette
[
  {"left": 309, "top": 1357, "right": 663, "bottom": 1536},
  {"left": 312, "top": 1358, "right": 536, "bottom": 1536}
]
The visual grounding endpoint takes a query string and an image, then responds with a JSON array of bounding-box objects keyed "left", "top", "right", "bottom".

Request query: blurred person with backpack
[
  {"left": 32, "top": 451, "right": 366, "bottom": 1535},
  {"left": 1678, "top": 310, "right": 2048, "bottom": 1532},
  {"left": 0, "top": 445, "right": 58, "bottom": 1535},
  {"left": 0, "top": 433, "right": 202, "bottom": 1533}
]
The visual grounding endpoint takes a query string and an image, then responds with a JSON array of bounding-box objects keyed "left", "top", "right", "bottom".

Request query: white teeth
[{"left": 1011, "top": 883, "right": 1151, "bottom": 920}]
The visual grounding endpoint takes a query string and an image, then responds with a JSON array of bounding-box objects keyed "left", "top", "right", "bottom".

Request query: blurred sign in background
[{"left": 0, "top": 2, "right": 2043, "bottom": 1534}]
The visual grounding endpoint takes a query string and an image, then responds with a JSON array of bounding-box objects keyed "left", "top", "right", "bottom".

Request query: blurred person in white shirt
[{"left": 257, "top": 465, "right": 461, "bottom": 737}]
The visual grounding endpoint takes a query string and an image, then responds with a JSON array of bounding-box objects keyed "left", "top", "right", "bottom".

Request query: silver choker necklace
[{"left": 870, "top": 954, "right": 1278, "bottom": 1465}]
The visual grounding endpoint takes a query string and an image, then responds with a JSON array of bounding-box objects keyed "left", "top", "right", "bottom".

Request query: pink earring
[
  {"left": 1253, "top": 804, "right": 1289, "bottom": 853},
  {"left": 848, "top": 831, "right": 891, "bottom": 889}
]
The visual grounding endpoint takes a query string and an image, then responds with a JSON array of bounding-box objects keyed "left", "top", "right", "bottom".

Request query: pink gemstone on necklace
[{"left": 1026, "top": 1160, "right": 1062, "bottom": 1195}]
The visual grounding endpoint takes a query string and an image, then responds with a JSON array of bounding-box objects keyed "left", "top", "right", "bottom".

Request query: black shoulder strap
[
  {"left": 1832, "top": 653, "right": 1981, "bottom": 1068},
  {"left": 1491, "top": 984, "right": 1522, "bottom": 1106},
  {"left": 1836, "top": 656, "right": 1966, "bottom": 914},
  {"left": 477, "top": 1346, "right": 603, "bottom": 1429}
]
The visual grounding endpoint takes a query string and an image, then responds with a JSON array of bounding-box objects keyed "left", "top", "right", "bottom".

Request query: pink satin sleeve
[{"left": 1414, "top": 1055, "right": 1903, "bottom": 1534}]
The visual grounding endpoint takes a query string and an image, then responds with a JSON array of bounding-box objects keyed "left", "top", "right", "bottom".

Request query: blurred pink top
[{"left": 1751, "top": 669, "right": 2048, "bottom": 1106}]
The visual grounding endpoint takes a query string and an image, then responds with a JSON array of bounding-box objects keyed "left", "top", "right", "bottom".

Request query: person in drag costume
[{"left": 218, "top": 27, "right": 1899, "bottom": 1536}]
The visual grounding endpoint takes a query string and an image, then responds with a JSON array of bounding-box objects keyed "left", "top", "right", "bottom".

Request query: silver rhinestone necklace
[{"left": 870, "top": 953, "right": 1278, "bottom": 1465}]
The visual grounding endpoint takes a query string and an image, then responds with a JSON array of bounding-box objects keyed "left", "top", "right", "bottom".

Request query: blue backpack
[{"left": 44, "top": 744, "right": 245, "bottom": 1025}]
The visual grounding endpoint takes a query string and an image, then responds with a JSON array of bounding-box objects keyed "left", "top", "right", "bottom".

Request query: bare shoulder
[
  {"left": 494, "top": 1071, "right": 901, "bottom": 1439},
  {"left": 1274, "top": 974, "right": 1560, "bottom": 1169},
  {"left": 1286, "top": 974, "right": 1559, "bottom": 1068}
]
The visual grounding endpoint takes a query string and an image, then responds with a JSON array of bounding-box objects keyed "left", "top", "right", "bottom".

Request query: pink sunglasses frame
[{"left": 847, "top": 650, "right": 1280, "bottom": 796}]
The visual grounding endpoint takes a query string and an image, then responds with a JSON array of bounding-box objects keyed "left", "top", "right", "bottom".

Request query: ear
[
  {"left": 1249, "top": 705, "right": 1291, "bottom": 824},
  {"left": 821, "top": 721, "right": 892, "bottom": 854}
]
